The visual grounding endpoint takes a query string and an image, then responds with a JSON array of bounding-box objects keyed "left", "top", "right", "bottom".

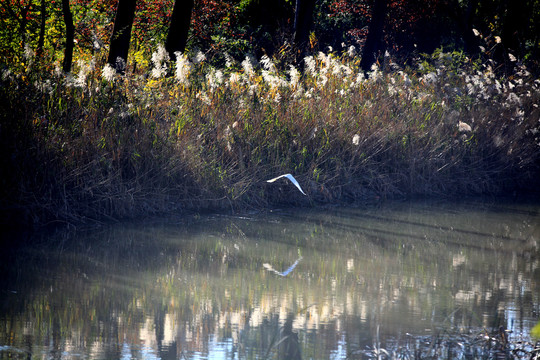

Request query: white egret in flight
[{"left": 266, "top": 174, "right": 307, "bottom": 195}]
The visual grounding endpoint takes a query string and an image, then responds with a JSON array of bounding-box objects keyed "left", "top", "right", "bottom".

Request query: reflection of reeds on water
[
  {"left": 358, "top": 327, "right": 540, "bottom": 360},
  {"left": 262, "top": 313, "right": 303, "bottom": 360},
  {"left": 1, "top": 203, "right": 539, "bottom": 359}
]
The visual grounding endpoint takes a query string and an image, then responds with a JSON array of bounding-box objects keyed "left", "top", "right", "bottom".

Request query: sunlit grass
[{"left": 1, "top": 42, "right": 539, "bottom": 225}]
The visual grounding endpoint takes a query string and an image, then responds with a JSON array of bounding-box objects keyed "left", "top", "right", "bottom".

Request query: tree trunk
[
  {"left": 165, "top": 0, "right": 194, "bottom": 60},
  {"left": 107, "top": 0, "right": 137, "bottom": 72},
  {"left": 37, "top": 0, "right": 46, "bottom": 58},
  {"left": 360, "top": 0, "right": 387, "bottom": 74},
  {"left": 501, "top": 0, "right": 526, "bottom": 55},
  {"left": 62, "top": 0, "right": 74, "bottom": 72},
  {"left": 293, "top": 0, "right": 316, "bottom": 50},
  {"left": 20, "top": 5, "right": 30, "bottom": 50},
  {"left": 462, "top": 0, "right": 478, "bottom": 54}
]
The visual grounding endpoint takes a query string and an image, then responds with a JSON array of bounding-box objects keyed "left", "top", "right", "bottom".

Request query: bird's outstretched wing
[{"left": 266, "top": 173, "right": 307, "bottom": 195}]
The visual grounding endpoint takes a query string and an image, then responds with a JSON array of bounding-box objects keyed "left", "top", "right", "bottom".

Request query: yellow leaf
[{"left": 532, "top": 320, "right": 540, "bottom": 339}]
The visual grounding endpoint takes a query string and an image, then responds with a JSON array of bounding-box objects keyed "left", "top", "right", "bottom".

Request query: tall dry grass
[{"left": 1, "top": 42, "right": 539, "bottom": 226}]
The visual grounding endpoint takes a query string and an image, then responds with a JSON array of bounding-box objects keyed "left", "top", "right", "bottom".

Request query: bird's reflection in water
[{"left": 263, "top": 257, "right": 303, "bottom": 277}]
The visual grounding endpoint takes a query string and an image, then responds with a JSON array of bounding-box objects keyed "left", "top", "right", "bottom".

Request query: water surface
[{"left": 1, "top": 199, "right": 539, "bottom": 359}]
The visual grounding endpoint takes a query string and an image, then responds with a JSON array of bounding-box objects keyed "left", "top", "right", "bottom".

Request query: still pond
[{"left": 1, "top": 199, "right": 539, "bottom": 359}]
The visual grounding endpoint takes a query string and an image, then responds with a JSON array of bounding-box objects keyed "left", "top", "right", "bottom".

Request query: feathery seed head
[
  {"left": 260, "top": 55, "right": 276, "bottom": 73},
  {"left": 241, "top": 56, "right": 254, "bottom": 77},
  {"left": 175, "top": 52, "right": 191, "bottom": 85},
  {"left": 151, "top": 44, "right": 169, "bottom": 78},
  {"left": 304, "top": 56, "right": 316, "bottom": 76},
  {"left": 288, "top": 65, "right": 300, "bottom": 89},
  {"left": 458, "top": 121, "right": 472, "bottom": 132},
  {"left": 102, "top": 64, "right": 116, "bottom": 82},
  {"left": 192, "top": 50, "right": 206, "bottom": 64}
]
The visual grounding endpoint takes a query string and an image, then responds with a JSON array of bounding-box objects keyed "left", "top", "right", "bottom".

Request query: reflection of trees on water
[
  {"left": 0, "top": 201, "right": 538, "bottom": 359},
  {"left": 280, "top": 313, "right": 302, "bottom": 360}
]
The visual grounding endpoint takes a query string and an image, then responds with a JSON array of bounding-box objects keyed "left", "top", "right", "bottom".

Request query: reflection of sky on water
[
  {"left": 120, "top": 343, "right": 157, "bottom": 360},
  {"left": 330, "top": 335, "right": 347, "bottom": 360},
  {"left": 205, "top": 338, "right": 234, "bottom": 360}
]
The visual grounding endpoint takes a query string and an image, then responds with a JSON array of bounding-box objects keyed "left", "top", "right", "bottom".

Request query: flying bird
[{"left": 266, "top": 174, "right": 307, "bottom": 195}]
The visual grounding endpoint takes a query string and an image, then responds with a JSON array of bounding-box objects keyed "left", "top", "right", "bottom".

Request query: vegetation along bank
[{"left": 1, "top": 0, "right": 539, "bottom": 227}]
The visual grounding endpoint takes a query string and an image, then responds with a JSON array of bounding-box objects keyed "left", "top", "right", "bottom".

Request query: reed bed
[
  {"left": 361, "top": 327, "right": 540, "bottom": 360},
  {"left": 1, "top": 44, "right": 539, "bottom": 226}
]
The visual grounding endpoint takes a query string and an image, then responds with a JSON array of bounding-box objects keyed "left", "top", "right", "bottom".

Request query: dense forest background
[{"left": 2, "top": 0, "right": 539, "bottom": 74}]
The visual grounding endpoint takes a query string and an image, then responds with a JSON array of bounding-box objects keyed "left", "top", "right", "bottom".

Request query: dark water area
[{"left": 1, "top": 199, "right": 539, "bottom": 359}]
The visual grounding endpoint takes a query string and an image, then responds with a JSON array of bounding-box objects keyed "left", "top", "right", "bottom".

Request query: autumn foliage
[{"left": 1, "top": 0, "right": 539, "bottom": 72}]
